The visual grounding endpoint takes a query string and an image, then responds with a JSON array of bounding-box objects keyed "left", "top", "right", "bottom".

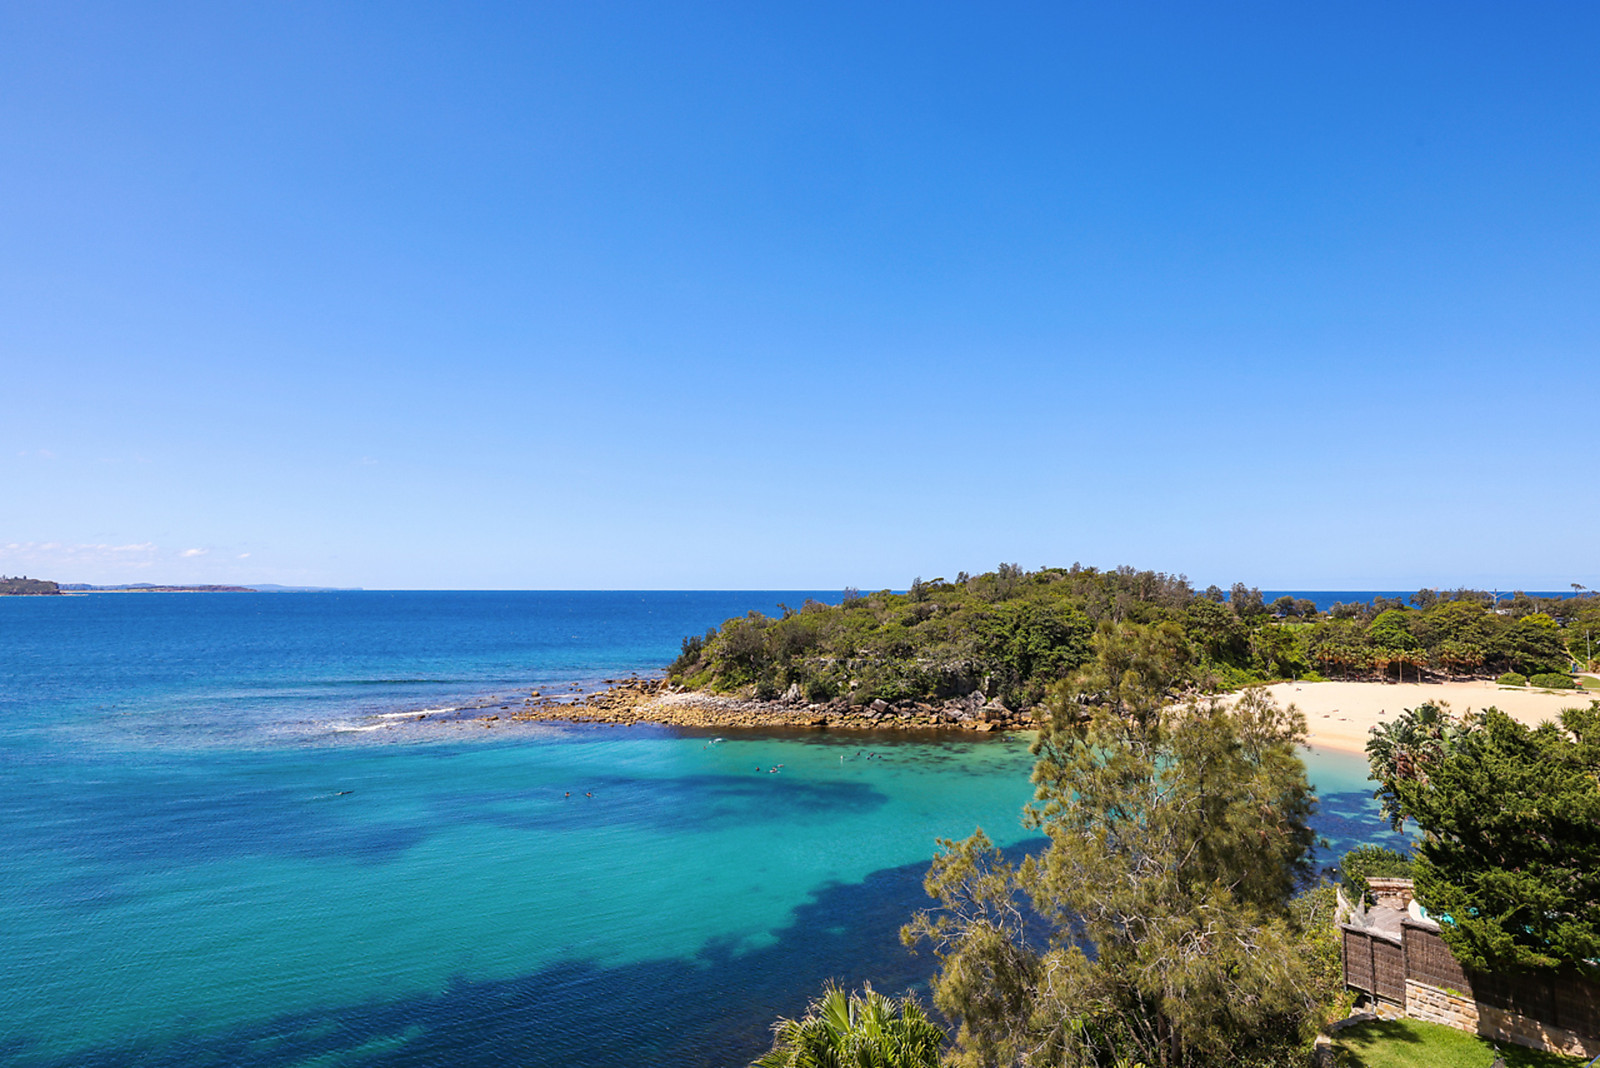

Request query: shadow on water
[
  {"left": 31, "top": 779, "right": 432, "bottom": 871},
  {"left": 432, "top": 774, "right": 889, "bottom": 836},
  {"left": 27, "top": 760, "right": 889, "bottom": 883},
  {"left": 1312, "top": 790, "right": 1412, "bottom": 862},
  {"left": 3, "top": 840, "right": 1048, "bottom": 1068}
]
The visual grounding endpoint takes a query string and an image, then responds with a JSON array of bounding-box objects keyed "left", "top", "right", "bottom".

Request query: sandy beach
[{"left": 1261, "top": 679, "right": 1598, "bottom": 754}]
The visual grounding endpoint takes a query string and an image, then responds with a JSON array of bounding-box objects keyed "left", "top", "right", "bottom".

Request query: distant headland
[
  {"left": 0, "top": 576, "right": 359, "bottom": 595},
  {"left": 0, "top": 576, "right": 63, "bottom": 595},
  {"left": 59, "top": 583, "right": 257, "bottom": 593}
]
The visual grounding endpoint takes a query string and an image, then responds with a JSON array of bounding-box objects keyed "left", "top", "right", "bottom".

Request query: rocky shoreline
[{"left": 438, "top": 677, "right": 1037, "bottom": 733}]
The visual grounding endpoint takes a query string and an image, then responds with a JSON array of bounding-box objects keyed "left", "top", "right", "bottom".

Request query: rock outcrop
[{"left": 500, "top": 678, "right": 1037, "bottom": 733}]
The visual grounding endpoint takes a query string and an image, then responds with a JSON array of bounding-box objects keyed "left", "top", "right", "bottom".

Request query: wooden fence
[
  {"left": 1402, "top": 922, "right": 1471, "bottom": 992},
  {"left": 1342, "top": 917, "right": 1600, "bottom": 1043},
  {"left": 1471, "top": 960, "right": 1600, "bottom": 1041},
  {"left": 1341, "top": 926, "right": 1407, "bottom": 1005}
]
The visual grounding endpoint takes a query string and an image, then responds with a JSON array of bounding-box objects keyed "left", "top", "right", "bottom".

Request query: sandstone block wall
[
  {"left": 1477, "top": 1004, "right": 1598, "bottom": 1060},
  {"left": 1404, "top": 979, "right": 1599, "bottom": 1059},
  {"left": 1404, "top": 980, "right": 1476, "bottom": 1032}
]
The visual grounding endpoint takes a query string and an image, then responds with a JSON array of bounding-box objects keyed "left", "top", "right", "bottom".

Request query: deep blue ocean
[{"left": 0, "top": 592, "right": 1402, "bottom": 1068}]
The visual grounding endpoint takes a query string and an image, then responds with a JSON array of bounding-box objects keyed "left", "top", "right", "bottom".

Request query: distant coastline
[
  {"left": 19, "top": 582, "right": 362, "bottom": 594},
  {"left": 58, "top": 583, "right": 257, "bottom": 593}
]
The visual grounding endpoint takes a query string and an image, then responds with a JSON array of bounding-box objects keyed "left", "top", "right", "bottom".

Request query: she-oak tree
[{"left": 902, "top": 624, "right": 1337, "bottom": 1068}]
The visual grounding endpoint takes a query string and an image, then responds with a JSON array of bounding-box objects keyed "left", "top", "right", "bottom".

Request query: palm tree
[
  {"left": 753, "top": 983, "right": 944, "bottom": 1068},
  {"left": 1365, "top": 702, "right": 1484, "bottom": 829}
]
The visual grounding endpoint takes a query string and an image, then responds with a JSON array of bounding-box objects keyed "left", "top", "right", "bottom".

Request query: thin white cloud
[
  {"left": 180, "top": 548, "right": 208, "bottom": 558},
  {"left": 0, "top": 541, "right": 162, "bottom": 577},
  {"left": 0, "top": 541, "right": 158, "bottom": 556},
  {"left": 237, "top": 552, "right": 252, "bottom": 559}
]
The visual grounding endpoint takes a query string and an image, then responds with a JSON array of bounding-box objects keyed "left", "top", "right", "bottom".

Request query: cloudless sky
[{"left": 3, "top": 2, "right": 1596, "bottom": 590}]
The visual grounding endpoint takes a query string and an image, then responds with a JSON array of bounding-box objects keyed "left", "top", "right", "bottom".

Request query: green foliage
[
  {"left": 1490, "top": 613, "right": 1570, "bottom": 676},
  {"left": 752, "top": 983, "right": 944, "bottom": 1068},
  {"left": 668, "top": 568, "right": 1597, "bottom": 707},
  {"left": 1304, "top": 619, "right": 1372, "bottom": 679},
  {"left": 1291, "top": 883, "right": 1357, "bottom": 1025},
  {"left": 1366, "top": 609, "right": 1420, "bottom": 651},
  {"left": 1528, "top": 672, "right": 1578, "bottom": 689},
  {"left": 1364, "top": 702, "right": 1484, "bottom": 831},
  {"left": 1185, "top": 598, "right": 1247, "bottom": 664},
  {"left": 669, "top": 630, "right": 715, "bottom": 676},
  {"left": 0, "top": 575, "right": 61, "bottom": 595},
  {"left": 1496, "top": 671, "right": 1528, "bottom": 686},
  {"left": 668, "top": 565, "right": 1180, "bottom": 708},
  {"left": 1390, "top": 703, "right": 1600, "bottom": 974},
  {"left": 1338, "top": 845, "right": 1413, "bottom": 905},
  {"left": 1568, "top": 622, "right": 1600, "bottom": 671},
  {"left": 903, "top": 626, "right": 1335, "bottom": 1068}
]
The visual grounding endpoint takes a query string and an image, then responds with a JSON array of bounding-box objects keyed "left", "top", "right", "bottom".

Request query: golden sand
[{"left": 1258, "top": 679, "right": 1597, "bottom": 754}]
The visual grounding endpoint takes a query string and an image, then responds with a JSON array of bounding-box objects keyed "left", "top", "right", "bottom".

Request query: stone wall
[
  {"left": 1404, "top": 980, "right": 1477, "bottom": 1032},
  {"left": 1402, "top": 975, "right": 1600, "bottom": 1058},
  {"left": 1478, "top": 1004, "right": 1599, "bottom": 1060},
  {"left": 1367, "top": 877, "right": 1415, "bottom": 910}
]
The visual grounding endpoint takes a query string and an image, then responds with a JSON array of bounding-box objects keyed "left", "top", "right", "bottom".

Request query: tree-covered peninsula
[
  {"left": 0, "top": 576, "right": 61, "bottom": 595},
  {"left": 668, "top": 565, "right": 1599, "bottom": 715}
]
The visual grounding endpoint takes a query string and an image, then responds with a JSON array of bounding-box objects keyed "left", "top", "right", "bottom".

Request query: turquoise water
[{"left": 0, "top": 593, "right": 1400, "bottom": 1067}]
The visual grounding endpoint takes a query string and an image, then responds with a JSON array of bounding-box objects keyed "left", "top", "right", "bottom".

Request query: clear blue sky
[{"left": 3, "top": 2, "right": 1596, "bottom": 590}]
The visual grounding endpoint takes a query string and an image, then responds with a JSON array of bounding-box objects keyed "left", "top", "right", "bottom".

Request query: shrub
[
  {"left": 754, "top": 983, "right": 942, "bottom": 1068},
  {"left": 1529, "top": 672, "right": 1578, "bottom": 690},
  {"left": 1497, "top": 671, "right": 1528, "bottom": 687},
  {"left": 1339, "top": 845, "right": 1413, "bottom": 906},
  {"left": 668, "top": 630, "right": 713, "bottom": 678},
  {"left": 804, "top": 674, "right": 839, "bottom": 702}
]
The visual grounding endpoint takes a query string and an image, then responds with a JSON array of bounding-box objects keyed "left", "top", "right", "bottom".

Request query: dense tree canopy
[
  {"left": 1384, "top": 702, "right": 1600, "bottom": 975},
  {"left": 670, "top": 565, "right": 1598, "bottom": 711}
]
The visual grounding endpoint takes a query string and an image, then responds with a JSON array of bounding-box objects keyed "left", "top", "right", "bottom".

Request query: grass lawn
[{"left": 1333, "top": 1018, "right": 1587, "bottom": 1067}]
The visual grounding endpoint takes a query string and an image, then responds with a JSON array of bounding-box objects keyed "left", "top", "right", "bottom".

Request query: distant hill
[
  {"left": 54, "top": 583, "right": 361, "bottom": 593},
  {"left": 0, "top": 576, "right": 62, "bottom": 595},
  {"left": 57, "top": 583, "right": 255, "bottom": 593}
]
